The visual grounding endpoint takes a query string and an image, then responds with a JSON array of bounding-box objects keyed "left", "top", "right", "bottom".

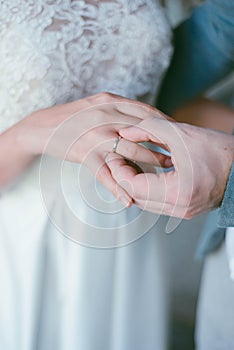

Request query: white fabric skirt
[
  {"left": 0, "top": 158, "right": 170, "bottom": 350},
  {"left": 195, "top": 243, "right": 234, "bottom": 350}
]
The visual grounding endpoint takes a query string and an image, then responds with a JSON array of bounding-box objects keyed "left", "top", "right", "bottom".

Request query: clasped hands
[
  {"left": 108, "top": 116, "right": 234, "bottom": 219},
  {"left": 21, "top": 92, "right": 234, "bottom": 218},
  {"left": 104, "top": 97, "right": 234, "bottom": 219}
]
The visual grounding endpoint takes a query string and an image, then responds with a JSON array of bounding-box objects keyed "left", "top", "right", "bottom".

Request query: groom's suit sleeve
[{"left": 218, "top": 158, "right": 234, "bottom": 227}]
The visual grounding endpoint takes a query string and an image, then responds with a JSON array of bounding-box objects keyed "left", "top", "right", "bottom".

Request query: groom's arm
[
  {"left": 156, "top": 0, "right": 234, "bottom": 225},
  {"left": 218, "top": 164, "right": 234, "bottom": 227}
]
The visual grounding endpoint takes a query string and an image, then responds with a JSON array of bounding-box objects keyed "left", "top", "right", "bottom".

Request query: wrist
[
  {"left": 218, "top": 134, "right": 234, "bottom": 203},
  {"left": 11, "top": 116, "right": 42, "bottom": 158},
  {"left": 223, "top": 134, "right": 234, "bottom": 176},
  {"left": 16, "top": 111, "right": 51, "bottom": 157},
  {"left": 227, "top": 134, "right": 234, "bottom": 163}
]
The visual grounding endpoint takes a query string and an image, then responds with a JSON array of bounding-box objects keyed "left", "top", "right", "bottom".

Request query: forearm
[
  {"left": 0, "top": 93, "right": 159, "bottom": 207},
  {"left": 0, "top": 99, "right": 86, "bottom": 188},
  {"left": 173, "top": 97, "right": 234, "bottom": 134},
  {"left": 0, "top": 122, "right": 36, "bottom": 188}
]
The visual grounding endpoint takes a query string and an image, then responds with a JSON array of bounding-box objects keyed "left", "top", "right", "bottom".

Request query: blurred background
[
  {"left": 165, "top": 71, "right": 234, "bottom": 350},
  {"left": 162, "top": 2, "right": 234, "bottom": 349}
]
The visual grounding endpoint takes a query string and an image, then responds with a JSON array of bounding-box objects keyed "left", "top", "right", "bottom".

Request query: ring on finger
[{"left": 112, "top": 136, "right": 122, "bottom": 153}]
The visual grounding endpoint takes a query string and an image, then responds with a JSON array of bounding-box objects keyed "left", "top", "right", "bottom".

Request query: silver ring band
[{"left": 112, "top": 136, "right": 122, "bottom": 153}]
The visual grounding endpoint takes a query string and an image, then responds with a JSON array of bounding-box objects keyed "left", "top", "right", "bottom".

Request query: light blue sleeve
[
  {"left": 196, "top": 163, "right": 234, "bottom": 258},
  {"left": 218, "top": 163, "right": 234, "bottom": 227},
  {"left": 157, "top": 0, "right": 234, "bottom": 114}
]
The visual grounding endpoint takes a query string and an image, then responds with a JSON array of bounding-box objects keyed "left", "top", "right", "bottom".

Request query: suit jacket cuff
[{"left": 218, "top": 163, "right": 234, "bottom": 227}]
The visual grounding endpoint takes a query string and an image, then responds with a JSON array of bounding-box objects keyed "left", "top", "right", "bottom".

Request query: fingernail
[
  {"left": 164, "top": 158, "right": 173, "bottom": 168},
  {"left": 119, "top": 196, "right": 132, "bottom": 207}
]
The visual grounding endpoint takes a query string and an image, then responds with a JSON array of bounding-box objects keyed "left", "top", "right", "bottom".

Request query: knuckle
[
  {"left": 184, "top": 208, "right": 195, "bottom": 220},
  {"left": 97, "top": 165, "right": 108, "bottom": 180},
  {"left": 95, "top": 92, "right": 116, "bottom": 104}
]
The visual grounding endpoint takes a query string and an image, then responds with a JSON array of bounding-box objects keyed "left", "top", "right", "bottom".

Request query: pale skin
[
  {"left": 0, "top": 92, "right": 172, "bottom": 206},
  {"left": 108, "top": 98, "right": 234, "bottom": 219},
  {"left": 3, "top": 90, "right": 233, "bottom": 217}
]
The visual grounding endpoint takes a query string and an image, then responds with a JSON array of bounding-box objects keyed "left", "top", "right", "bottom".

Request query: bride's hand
[{"left": 17, "top": 93, "right": 171, "bottom": 206}]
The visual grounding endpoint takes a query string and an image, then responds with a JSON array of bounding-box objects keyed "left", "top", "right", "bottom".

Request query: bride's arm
[
  {"left": 0, "top": 124, "right": 36, "bottom": 187},
  {"left": 0, "top": 93, "right": 170, "bottom": 205}
]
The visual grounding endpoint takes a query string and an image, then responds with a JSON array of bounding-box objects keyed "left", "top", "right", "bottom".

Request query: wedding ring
[{"left": 112, "top": 136, "right": 122, "bottom": 153}]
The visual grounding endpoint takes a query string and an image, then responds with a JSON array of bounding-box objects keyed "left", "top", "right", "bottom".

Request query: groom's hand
[{"left": 108, "top": 118, "right": 234, "bottom": 219}]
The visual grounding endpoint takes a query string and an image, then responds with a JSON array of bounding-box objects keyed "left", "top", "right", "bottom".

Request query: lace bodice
[{"left": 0, "top": 0, "right": 172, "bottom": 133}]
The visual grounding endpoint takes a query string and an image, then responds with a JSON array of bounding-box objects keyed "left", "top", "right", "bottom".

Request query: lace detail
[{"left": 0, "top": 0, "right": 172, "bottom": 133}]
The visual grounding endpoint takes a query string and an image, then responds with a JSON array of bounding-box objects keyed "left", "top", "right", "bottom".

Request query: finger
[
  {"left": 81, "top": 109, "right": 143, "bottom": 130},
  {"left": 89, "top": 92, "right": 172, "bottom": 121},
  {"left": 119, "top": 119, "right": 195, "bottom": 214},
  {"left": 135, "top": 197, "right": 198, "bottom": 220},
  {"left": 88, "top": 155, "right": 133, "bottom": 207},
  {"left": 134, "top": 198, "right": 188, "bottom": 218},
  {"left": 120, "top": 118, "right": 191, "bottom": 160},
  {"left": 119, "top": 122, "right": 157, "bottom": 143},
  {"left": 113, "top": 100, "right": 173, "bottom": 121},
  {"left": 103, "top": 136, "right": 172, "bottom": 168},
  {"left": 88, "top": 102, "right": 166, "bottom": 129},
  {"left": 116, "top": 138, "right": 173, "bottom": 168},
  {"left": 106, "top": 153, "right": 139, "bottom": 197},
  {"left": 107, "top": 154, "right": 189, "bottom": 220},
  {"left": 107, "top": 154, "right": 183, "bottom": 216},
  {"left": 108, "top": 159, "right": 169, "bottom": 203},
  {"left": 123, "top": 171, "right": 192, "bottom": 220},
  {"left": 119, "top": 118, "right": 173, "bottom": 147}
]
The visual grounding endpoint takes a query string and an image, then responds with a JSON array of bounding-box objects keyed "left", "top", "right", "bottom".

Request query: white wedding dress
[{"left": 0, "top": 1, "right": 172, "bottom": 349}]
